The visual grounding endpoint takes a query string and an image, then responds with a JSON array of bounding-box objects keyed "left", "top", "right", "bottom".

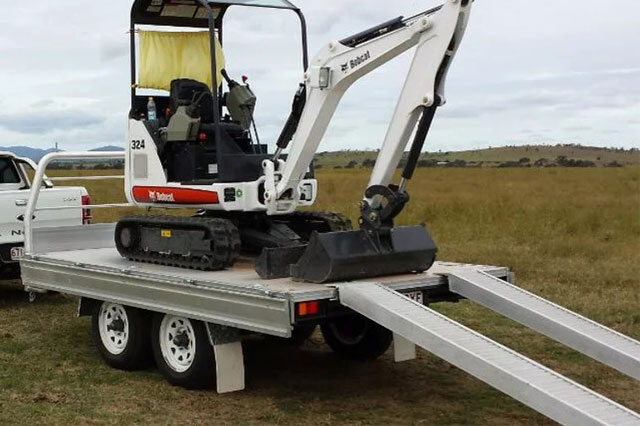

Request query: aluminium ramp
[
  {"left": 338, "top": 283, "right": 640, "bottom": 426},
  {"left": 448, "top": 269, "right": 640, "bottom": 380}
]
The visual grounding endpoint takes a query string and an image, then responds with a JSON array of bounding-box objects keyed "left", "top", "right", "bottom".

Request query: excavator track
[{"left": 115, "top": 215, "right": 240, "bottom": 271}]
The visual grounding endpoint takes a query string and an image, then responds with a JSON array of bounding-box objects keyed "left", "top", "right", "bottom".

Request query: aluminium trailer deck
[{"left": 20, "top": 224, "right": 507, "bottom": 338}]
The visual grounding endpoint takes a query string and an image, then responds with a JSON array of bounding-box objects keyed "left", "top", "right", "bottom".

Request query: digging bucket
[{"left": 290, "top": 226, "right": 437, "bottom": 283}]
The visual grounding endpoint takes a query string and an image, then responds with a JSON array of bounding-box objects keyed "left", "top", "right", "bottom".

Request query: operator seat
[
  {"left": 169, "top": 79, "right": 214, "bottom": 123},
  {"left": 165, "top": 78, "right": 264, "bottom": 184},
  {"left": 168, "top": 78, "right": 246, "bottom": 142}
]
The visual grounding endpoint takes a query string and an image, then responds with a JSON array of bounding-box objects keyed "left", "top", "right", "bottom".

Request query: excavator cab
[{"left": 128, "top": 0, "right": 308, "bottom": 184}]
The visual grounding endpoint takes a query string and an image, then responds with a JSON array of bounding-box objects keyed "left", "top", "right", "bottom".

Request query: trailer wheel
[
  {"left": 152, "top": 314, "right": 215, "bottom": 390},
  {"left": 321, "top": 315, "right": 392, "bottom": 361},
  {"left": 92, "top": 302, "right": 152, "bottom": 370}
]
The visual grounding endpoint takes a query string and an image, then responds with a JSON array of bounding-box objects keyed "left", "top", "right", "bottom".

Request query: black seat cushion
[{"left": 169, "top": 79, "right": 214, "bottom": 123}]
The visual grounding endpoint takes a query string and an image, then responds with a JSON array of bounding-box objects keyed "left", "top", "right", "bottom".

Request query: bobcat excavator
[{"left": 118, "top": 0, "right": 472, "bottom": 283}]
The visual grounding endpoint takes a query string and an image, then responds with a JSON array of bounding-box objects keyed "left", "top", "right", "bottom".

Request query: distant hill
[
  {"left": 90, "top": 145, "right": 125, "bottom": 152},
  {"left": 315, "top": 144, "right": 640, "bottom": 168},
  {"left": 0, "top": 146, "right": 59, "bottom": 162},
  {"left": 0, "top": 145, "right": 124, "bottom": 161}
]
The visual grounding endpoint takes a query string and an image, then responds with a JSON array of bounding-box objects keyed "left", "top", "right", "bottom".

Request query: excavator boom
[
  {"left": 264, "top": 0, "right": 472, "bottom": 282},
  {"left": 265, "top": 0, "right": 472, "bottom": 214}
]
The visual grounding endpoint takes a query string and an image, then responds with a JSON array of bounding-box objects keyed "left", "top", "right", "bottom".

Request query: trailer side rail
[{"left": 23, "top": 151, "right": 128, "bottom": 254}]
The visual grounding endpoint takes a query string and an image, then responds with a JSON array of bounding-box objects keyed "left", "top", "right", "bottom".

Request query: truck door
[{"left": 15, "top": 160, "right": 84, "bottom": 229}]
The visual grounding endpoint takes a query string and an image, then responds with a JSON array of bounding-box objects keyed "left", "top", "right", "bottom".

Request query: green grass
[{"left": 0, "top": 167, "right": 638, "bottom": 425}]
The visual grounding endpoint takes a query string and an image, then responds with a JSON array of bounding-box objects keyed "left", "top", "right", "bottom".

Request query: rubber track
[{"left": 116, "top": 215, "right": 240, "bottom": 271}]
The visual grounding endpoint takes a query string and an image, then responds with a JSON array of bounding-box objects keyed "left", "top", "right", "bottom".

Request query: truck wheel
[
  {"left": 321, "top": 315, "right": 392, "bottom": 361},
  {"left": 92, "top": 302, "right": 152, "bottom": 370},
  {"left": 152, "top": 314, "right": 215, "bottom": 390}
]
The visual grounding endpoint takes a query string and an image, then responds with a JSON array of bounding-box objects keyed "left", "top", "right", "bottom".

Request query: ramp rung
[
  {"left": 338, "top": 283, "right": 640, "bottom": 426},
  {"left": 448, "top": 269, "right": 640, "bottom": 380}
]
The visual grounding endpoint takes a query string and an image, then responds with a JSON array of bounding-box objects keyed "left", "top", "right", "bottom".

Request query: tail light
[
  {"left": 82, "top": 195, "right": 92, "bottom": 225},
  {"left": 296, "top": 300, "right": 320, "bottom": 317}
]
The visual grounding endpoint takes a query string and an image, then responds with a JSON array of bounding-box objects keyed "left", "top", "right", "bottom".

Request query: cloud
[
  {"left": 514, "top": 67, "right": 640, "bottom": 83},
  {"left": 0, "top": 110, "right": 105, "bottom": 135},
  {"left": 565, "top": 126, "right": 593, "bottom": 132},
  {"left": 0, "top": 0, "right": 638, "bottom": 151},
  {"left": 100, "top": 39, "right": 129, "bottom": 62}
]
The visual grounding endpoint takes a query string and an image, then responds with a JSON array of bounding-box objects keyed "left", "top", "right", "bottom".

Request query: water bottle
[{"left": 147, "top": 97, "right": 157, "bottom": 121}]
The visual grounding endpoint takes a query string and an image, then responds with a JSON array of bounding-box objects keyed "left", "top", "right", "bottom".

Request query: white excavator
[{"left": 118, "top": 0, "right": 472, "bottom": 283}]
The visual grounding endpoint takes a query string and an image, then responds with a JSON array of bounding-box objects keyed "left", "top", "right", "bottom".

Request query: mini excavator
[{"left": 117, "top": 0, "right": 472, "bottom": 283}]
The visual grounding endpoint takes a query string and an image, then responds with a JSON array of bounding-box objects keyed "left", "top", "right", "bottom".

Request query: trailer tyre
[
  {"left": 92, "top": 302, "right": 152, "bottom": 371},
  {"left": 321, "top": 315, "right": 392, "bottom": 361},
  {"left": 152, "top": 314, "right": 215, "bottom": 390}
]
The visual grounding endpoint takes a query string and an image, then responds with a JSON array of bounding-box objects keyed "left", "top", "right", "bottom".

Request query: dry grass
[
  {"left": 0, "top": 167, "right": 638, "bottom": 425},
  {"left": 316, "top": 145, "right": 640, "bottom": 167}
]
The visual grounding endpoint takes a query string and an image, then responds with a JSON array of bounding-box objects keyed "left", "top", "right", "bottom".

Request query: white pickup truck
[{"left": 0, "top": 152, "right": 90, "bottom": 279}]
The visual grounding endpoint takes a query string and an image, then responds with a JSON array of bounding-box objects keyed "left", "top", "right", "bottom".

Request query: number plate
[
  {"left": 10, "top": 247, "right": 24, "bottom": 261},
  {"left": 404, "top": 291, "right": 424, "bottom": 304}
]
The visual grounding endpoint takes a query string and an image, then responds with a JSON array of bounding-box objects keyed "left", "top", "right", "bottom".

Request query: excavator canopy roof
[{"left": 132, "top": 0, "right": 299, "bottom": 28}]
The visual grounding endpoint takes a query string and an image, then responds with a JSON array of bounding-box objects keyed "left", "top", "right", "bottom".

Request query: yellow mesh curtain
[{"left": 138, "top": 31, "right": 225, "bottom": 91}]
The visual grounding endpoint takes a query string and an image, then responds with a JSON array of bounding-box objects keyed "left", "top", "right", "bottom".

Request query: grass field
[
  {"left": 1, "top": 167, "right": 639, "bottom": 425},
  {"left": 315, "top": 145, "right": 640, "bottom": 168}
]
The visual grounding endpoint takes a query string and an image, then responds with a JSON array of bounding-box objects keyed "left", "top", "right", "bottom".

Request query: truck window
[
  {"left": 0, "top": 157, "right": 21, "bottom": 184},
  {"left": 17, "top": 160, "right": 35, "bottom": 185},
  {"left": 15, "top": 159, "right": 53, "bottom": 189}
]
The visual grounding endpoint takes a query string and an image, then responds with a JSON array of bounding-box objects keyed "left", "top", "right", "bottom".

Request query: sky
[{"left": 0, "top": 0, "right": 638, "bottom": 152}]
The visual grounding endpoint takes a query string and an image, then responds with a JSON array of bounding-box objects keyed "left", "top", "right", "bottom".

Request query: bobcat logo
[
  {"left": 341, "top": 51, "right": 372, "bottom": 73},
  {"left": 148, "top": 190, "right": 176, "bottom": 203}
]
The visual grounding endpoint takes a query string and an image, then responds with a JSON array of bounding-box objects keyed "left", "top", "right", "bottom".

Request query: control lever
[
  {"left": 221, "top": 69, "right": 260, "bottom": 148},
  {"left": 221, "top": 69, "right": 237, "bottom": 88}
]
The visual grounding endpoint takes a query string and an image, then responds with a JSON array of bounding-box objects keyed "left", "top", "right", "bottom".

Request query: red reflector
[
  {"left": 199, "top": 132, "right": 207, "bottom": 142},
  {"left": 81, "top": 195, "right": 92, "bottom": 225},
  {"left": 297, "top": 301, "right": 319, "bottom": 317}
]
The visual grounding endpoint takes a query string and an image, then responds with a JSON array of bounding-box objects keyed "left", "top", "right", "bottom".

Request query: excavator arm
[{"left": 264, "top": 0, "right": 472, "bottom": 215}]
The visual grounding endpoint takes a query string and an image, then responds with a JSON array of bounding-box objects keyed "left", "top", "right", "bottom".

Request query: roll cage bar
[{"left": 129, "top": 0, "right": 309, "bottom": 109}]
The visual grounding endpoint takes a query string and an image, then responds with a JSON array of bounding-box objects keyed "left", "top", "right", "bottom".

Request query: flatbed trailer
[
  {"left": 20, "top": 152, "right": 640, "bottom": 425},
  {"left": 22, "top": 224, "right": 495, "bottom": 339}
]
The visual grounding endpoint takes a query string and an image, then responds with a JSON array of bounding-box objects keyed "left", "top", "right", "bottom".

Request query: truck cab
[{"left": 0, "top": 152, "right": 90, "bottom": 280}]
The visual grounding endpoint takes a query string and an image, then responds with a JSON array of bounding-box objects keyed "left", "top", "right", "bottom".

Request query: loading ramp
[
  {"left": 448, "top": 269, "right": 640, "bottom": 380},
  {"left": 338, "top": 282, "right": 640, "bottom": 426}
]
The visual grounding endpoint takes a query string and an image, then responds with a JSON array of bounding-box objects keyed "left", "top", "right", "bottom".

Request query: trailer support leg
[{"left": 393, "top": 333, "right": 416, "bottom": 362}]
